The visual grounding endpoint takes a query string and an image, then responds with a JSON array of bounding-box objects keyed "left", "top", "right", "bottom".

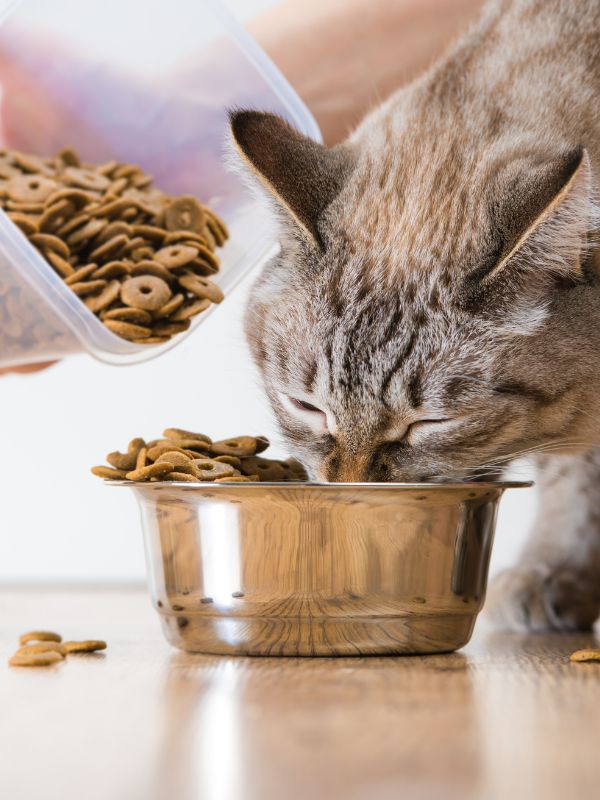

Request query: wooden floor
[{"left": 1, "top": 589, "right": 599, "bottom": 800}]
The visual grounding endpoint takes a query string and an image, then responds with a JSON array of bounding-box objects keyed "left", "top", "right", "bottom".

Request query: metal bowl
[{"left": 114, "top": 480, "right": 530, "bottom": 656}]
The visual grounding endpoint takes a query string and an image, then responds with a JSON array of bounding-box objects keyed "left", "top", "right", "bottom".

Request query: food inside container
[
  {"left": 91, "top": 427, "right": 308, "bottom": 483},
  {"left": 0, "top": 0, "right": 320, "bottom": 367},
  {"left": 90, "top": 427, "right": 531, "bottom": 656},
  {"left": 0, "top": 146, "right": 229, "bottom": 348}
]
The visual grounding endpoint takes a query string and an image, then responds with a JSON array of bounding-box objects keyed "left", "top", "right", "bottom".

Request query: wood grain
[{"left": 1, "top": 588, "right": 598, "bottom": 800}]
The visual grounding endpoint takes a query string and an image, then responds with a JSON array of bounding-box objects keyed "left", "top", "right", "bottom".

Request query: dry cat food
[
  {"left": 9, "top": 651, "right": 64, "bottom": 667},
  {"left": 569, "top": 648, "right": 600, "bottom": 663},
  {"left": 63, "top": 640, "right": 108, "bottom": 653},
  {"left": 8, "top": 630, "right": 107, "bottom": 667},
  {"left": 0, "top": 146, "right": 228, "bottom": 347},
  {"left": 91, "top": 428, "right": 308, "bottom": 483},
  {"left": 19, "top": 629, "right": 62, "bottom": 645}
]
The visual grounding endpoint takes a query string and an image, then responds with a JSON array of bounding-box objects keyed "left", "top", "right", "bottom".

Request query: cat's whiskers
[
  {"left": 445, "top": 440, "right": 600, "bottom": 484},
  {"left": 482, "top": 440, "right": 594, "bottom": 465}
]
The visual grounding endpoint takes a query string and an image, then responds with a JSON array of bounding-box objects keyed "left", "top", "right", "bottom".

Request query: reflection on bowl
[{"left": 114, "top": 480, "right": 530, "bottom": 656}]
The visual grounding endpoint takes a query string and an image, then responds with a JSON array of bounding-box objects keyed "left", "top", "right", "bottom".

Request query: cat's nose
[
  {"left": 322, "top": 449, "right": 371, "bottom": 482},
  {"left": 363, "top": 452, "right": 393, "bottom": 482}
]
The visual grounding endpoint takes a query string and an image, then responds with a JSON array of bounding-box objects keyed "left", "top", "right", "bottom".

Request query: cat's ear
[
  {"left": 229, "top": 110, "right": 354, "bottom": 249},
  {"left": 482, "top": 147, "right": 595, "bottom": 287}
]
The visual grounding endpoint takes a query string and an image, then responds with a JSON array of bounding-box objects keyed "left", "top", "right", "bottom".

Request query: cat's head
[{"left": 230, "top": 110, "right": 599, "bottom": 482}]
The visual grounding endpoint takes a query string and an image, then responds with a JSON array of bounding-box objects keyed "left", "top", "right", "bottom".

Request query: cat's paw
[{"left": 485, "top": 566, "right": 600, "bottom": 633}]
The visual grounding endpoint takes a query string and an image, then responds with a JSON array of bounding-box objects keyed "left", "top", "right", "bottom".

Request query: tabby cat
[{"left": 230, "top": 0, "right": 600, "bottom": 633}]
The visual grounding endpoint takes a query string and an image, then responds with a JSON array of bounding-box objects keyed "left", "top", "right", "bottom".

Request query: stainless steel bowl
[{"left": 114, "top": 480, "right": 530, "bottom": 656}]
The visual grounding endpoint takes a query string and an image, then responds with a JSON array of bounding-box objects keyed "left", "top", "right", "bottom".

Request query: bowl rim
[{"left": 105, "top": 479, "right": 533, "bottom": 491}]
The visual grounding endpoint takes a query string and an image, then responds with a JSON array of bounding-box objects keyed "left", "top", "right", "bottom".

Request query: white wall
[
  {"left": 0, "top": 0, "right": 538, "bottom": 584},
  {"left": 0, "top": 268, "right": 273, "bottom": 583}
]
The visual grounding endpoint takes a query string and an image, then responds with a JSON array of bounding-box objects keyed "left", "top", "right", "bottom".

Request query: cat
[{"left": 230, "top": 0, "right": 600, "bottom": 633}]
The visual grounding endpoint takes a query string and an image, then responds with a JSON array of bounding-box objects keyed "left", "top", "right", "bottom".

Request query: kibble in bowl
[
  {"left": 91, "top": 428, "right": 307, "bottom": 484},
  {"left": 97, "top": 431, "right": 530, "bottom": 657}
]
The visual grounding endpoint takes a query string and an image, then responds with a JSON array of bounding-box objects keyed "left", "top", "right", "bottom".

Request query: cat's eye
[
  {"left": 408, "top": 418, "right": 451, "bottom": 431},
  {"left": 405, "top": 418, "right": 453, "bottom": 442},
  {"left": 288, "top": 397, "right": 324, "bottom": 414}
]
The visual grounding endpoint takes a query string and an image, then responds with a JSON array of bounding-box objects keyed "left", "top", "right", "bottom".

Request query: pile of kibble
[
  {"left": 0, "top": 146, "right": 228, "bottom": 344},
  {"left": 91, "top": 428, "right": 308, "bottom": 483},
  {"left": 8, "top": 630, "right": 106, "bottom": 667}
]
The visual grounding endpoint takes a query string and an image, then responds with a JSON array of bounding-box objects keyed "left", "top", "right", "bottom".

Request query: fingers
[{"left": 0, "top": 361, "right": 57, "bottom": 376}]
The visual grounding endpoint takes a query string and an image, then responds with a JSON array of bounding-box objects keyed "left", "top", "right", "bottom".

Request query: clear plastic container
[{"left": 0, "top": 0, "right": 320, "bottom": 367}]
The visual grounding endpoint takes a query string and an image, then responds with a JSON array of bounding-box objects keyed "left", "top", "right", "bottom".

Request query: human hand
[
  {"left": 0, "top": 362, "right": 56, "bottom": 376},
  {"left": 248, "top": 0, "right": 483, "bottom": 144}
]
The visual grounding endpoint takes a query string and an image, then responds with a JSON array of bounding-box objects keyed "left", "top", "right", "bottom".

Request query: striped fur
[{"left": 233, "top": 0, "right": 600, "bottom": 630}]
